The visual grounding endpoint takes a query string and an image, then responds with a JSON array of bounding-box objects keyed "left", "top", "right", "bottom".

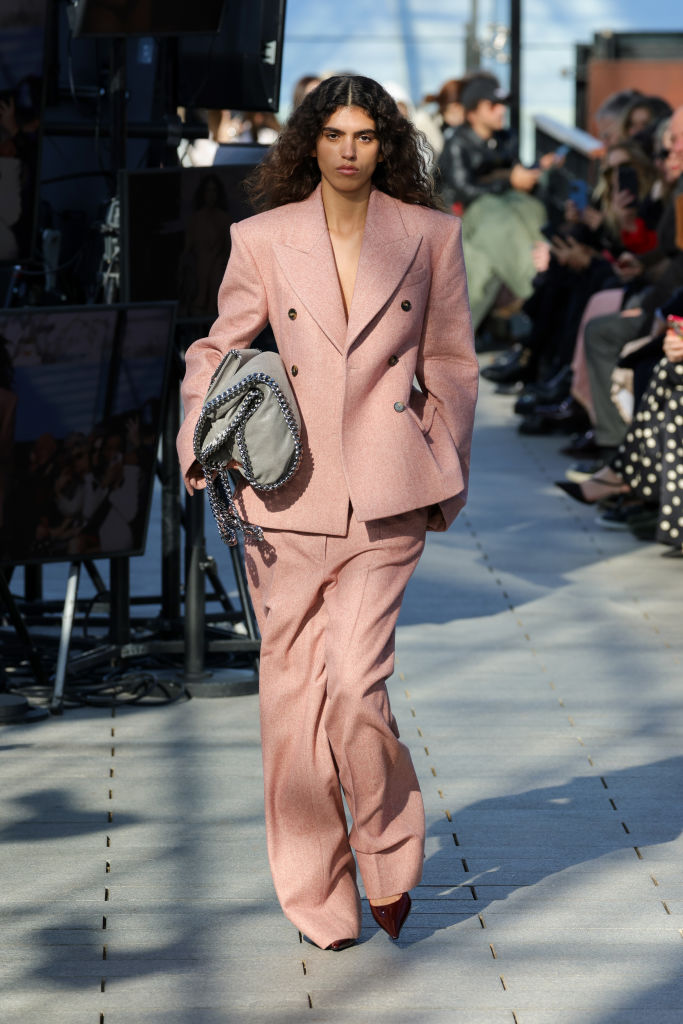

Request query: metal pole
[
  {"left": 465, "top": 0, "right": 480, "bottom": 71},
  {"left": 183, "top": 489, "right": 206, "bottom": 682},
  {"left": 50, "top": 561, "right": 81, "bottom": 714},
  {"left": 161, "top": 366, "right": 181, "bottom": 622},
  {"left": 509, "top": 0, "right": 521, "bottom": 141},
  {"left": 109, "top": 558, "right": 130, "bottom": 646}
]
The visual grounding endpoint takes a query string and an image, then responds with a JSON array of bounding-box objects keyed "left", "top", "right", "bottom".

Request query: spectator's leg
[
  {"left": 584, "top": 311, "right": 648, "bottom": 450},
  {"left": 462, "top": 194, "right": 545, "bottom": 325},
  {"left": 571, "top": 288, "right": 624, "bottom": 423},
  {"left": 460, "top": 239, "right": 502, "bottom": 332}
]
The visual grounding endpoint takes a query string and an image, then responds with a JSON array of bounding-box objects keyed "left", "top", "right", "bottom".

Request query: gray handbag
[{"left": 193, "top": 348, "right": 302, "bottom": 546}]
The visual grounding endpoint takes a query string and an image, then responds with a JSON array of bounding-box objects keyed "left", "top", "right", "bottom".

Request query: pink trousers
[{"left": 244, "top": 504, "right": 427, "bottom": 948}]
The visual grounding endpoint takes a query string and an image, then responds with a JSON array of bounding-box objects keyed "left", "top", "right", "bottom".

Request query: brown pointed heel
[
  {"left": 369, "top": 892, "right": 412, "bottom": 940},
  {"left": 326, "top": 938, "right": 357, "bottom": 951}
]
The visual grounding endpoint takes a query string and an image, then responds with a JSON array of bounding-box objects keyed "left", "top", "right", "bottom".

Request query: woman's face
[
  {"left": 657, "top": 128, "right": 683, "bottom": 184},
  {"left": 442, "top": 101, "right": 464, "bottom": 127},
  {"left": 313, "top": 106, "right": 382, "bottom": 198},
  {"left": 606, "top": 147, "right": 630, "bottom": 170},
  {"left": 626, "top": 105, "right": 651, "bottom": 136}
]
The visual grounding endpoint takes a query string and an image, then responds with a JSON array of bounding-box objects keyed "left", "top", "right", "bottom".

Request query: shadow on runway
[{"left": 410, "top": 755, "right": 683, "bottom": 942}]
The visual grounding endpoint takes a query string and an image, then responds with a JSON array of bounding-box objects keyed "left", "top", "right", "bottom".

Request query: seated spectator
[
  {"left": 567, "top": 122, "right": 680, "bottom": 437},
  {"left": 618, "top": 94, "right": 673, "bottom": 158},
  {"left": 579, "top": 105, "right": 683, "bottom": 460},
  {"left": 421, "top": 74, "right": 494, "bottom": 163},
  {"left": 597, "top": 139, "right": 659, "bottom": 255},
  {"left": 556, "top": 304, "right": 683, "bottom": 557},
  {"left": 481, "top": 140, "right": 657, "bottom": 393},
  {"left": 437, "top": 74, "right": 548, "bottom": 332},
  {"left": 594, "top": 89, "right": 645, "bottom": 148},
  {"left": 491, "top": 121, "right": 680, "bottom": 447}
]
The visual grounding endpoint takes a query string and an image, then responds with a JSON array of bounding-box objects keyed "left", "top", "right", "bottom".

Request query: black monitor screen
[
  {"left": 121, "top": 149, "right": 266, "bottom": 320},
  {"left": 177, "top": 0, "right": 286, "bottom": 111},
  {"left": 70, "top": 0, "right": 224, "bottom": 37},
  {"left": 0, "top": 303, "right": 175, "bottom": 565},
  {"left": 0, "top": 0, "right": 47, "bottom": 263}
]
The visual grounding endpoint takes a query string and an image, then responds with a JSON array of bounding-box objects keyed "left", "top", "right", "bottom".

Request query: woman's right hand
[
  {"left": 663, "top": 327, "right": 683, "bottom": 363},
  {"left": 186, "top": 458, "right": 242, "bottom": 494},
  {"left": 186, "top": 461, "right": 207, "bottom": 493},
  {"left": 509, "top": 164, "right": 540, "bottom": 192}
]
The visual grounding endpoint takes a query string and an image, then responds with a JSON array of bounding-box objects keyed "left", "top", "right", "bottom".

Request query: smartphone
[
  {"left": 568, "top": 178, "right": 589, "bottom": 213},
  {"left": 616, "top": 165, "right": 639, "bottom": 205},
  {"left": 554, "top": 144, "right": 569, "bottom": 160},
  {"left": 667, "top": 314, "right": 683, "bottom": 338}
]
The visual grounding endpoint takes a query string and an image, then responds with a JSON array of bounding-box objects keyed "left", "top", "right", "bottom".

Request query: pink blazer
[{"left": 177, "top": 184, "right": 478, "bottom": 535}]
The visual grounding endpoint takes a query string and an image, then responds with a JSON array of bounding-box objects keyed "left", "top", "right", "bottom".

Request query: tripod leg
[
  {"left": 84, "top": 560, "right": 107, "bottom": 597},
  {"left": 50, "top": 561, "right": 81, "bottom": 715},
  {"left": 204, "top": 555, "right": 236, "bottom": 618},
  {"left": 230, "top": 542, "right": 259, "bottom": 642}
]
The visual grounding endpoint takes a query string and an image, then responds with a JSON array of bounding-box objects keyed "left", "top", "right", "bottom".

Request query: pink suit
[{"left": 177, "top": 185, "right": 478, "bottom": 947}]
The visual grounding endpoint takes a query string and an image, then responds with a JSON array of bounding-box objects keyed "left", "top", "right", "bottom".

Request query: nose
[{"left": 341, "top": 135, "right": 356, "bottom": 160}]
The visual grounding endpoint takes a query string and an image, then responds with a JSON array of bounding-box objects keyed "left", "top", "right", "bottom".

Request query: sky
[{"left": 278, "top": 0, "right": 681, "bottom": 158}]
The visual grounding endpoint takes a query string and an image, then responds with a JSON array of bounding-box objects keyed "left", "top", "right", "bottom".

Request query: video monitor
[
  {"left": 68, "top": 0, "right": 224, "bottom": 37},
  {"left": 0, "top": 0, "right": 47, "bottom": 264},
  {"left": 176, "top": 0, "right": 287, "bottom": 111},
  {"left": 120, "top": 148, "right": 267, "bottom": 321},
  {"left": 0, "top": 303, "right": 175, "bottom": 565}
]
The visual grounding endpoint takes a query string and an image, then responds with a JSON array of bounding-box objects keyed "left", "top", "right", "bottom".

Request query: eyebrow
[{"left": 321, "top": 125, "right": 378, "bottom": 136}]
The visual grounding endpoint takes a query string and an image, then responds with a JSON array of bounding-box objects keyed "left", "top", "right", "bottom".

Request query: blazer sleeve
[
  {"left": 415, "top": 217, "right": 479, "bottom": 528},
  {"left": 176, "top": 221, "right": 269, "bottom": 493}
]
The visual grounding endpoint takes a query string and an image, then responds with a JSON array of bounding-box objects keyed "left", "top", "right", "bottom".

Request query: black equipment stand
[
  {"left": 42, "top": 366, "right": 260, "bottom": 712},
  {"left": 0, "top": 35, "right": 260, "bottom": 712}
]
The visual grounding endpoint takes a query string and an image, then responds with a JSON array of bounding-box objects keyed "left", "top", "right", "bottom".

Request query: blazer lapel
[
  {"left": 346, "top": 189, "right": 422, "bottom": 349},
  {"left": 273, "top": 187, "right": 348, "bottom": 354},
  {"left": 272, "top": 186, "right": 423, "bottom": 355}
]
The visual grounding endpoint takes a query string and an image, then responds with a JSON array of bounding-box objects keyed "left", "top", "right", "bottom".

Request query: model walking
[{"left": 177, "top": 75, "right": 478, "bottom": 949}]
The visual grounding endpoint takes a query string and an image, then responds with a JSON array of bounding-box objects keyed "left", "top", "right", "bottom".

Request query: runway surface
[{"left": 3, "top": 377, "right": 682, "bottom": 1023}]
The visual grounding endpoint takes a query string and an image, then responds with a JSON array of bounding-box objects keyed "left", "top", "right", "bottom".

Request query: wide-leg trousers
[{"left": 243, "top": 504, "right": 428, "bottom": 949}]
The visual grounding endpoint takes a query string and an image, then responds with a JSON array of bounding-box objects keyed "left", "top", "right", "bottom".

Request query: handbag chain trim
[{"left": 193, "top": 355, "right": 303, "bottom": 547}]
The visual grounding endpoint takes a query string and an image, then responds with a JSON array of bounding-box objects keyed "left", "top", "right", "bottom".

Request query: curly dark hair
[{"left": 246, "top": 75, "right": 441, "bottom": 211}]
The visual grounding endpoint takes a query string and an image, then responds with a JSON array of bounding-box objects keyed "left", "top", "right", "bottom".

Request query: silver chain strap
[{"left": 194, "top": 369, "right": 303, "bottom": 547}]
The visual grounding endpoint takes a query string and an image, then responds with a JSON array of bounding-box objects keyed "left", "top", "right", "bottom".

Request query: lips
[{"left": 336, "top": 165, "right": 357, "bottom": 174}]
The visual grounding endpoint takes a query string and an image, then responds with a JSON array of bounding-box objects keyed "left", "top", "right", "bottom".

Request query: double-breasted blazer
[{"left": 177, "top": 183, "right": 479, "bottom": 536}]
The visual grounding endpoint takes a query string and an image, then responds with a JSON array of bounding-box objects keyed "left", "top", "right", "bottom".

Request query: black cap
[{"left": 461, "top": 79, "right": 510, "bottom": 112}]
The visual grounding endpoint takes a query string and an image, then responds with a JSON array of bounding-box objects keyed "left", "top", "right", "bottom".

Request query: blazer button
[
  {"left": 400, "top": 299, "right": 412, "bottom": 312},
  {"left": 291, "top": 365, "right": 299, "bottom": 376},
  {"left": 387, "top": 354, "right": 399, "bottom": 366},
  {"left": 394, "top": 401, "right": 406, "bottom": 412},
  {"left": 288, "top": 308, "right": 297, "bottom": 320}
]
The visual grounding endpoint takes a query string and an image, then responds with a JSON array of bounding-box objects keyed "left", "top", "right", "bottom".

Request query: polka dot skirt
[{"left": 612, "top": 357, "right": 683, "bottom": 550}]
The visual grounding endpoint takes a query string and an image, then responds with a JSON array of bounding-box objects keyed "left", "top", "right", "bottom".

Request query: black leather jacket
[{"left": 437, "top": 123, "right": 519, "bottom": 209}]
